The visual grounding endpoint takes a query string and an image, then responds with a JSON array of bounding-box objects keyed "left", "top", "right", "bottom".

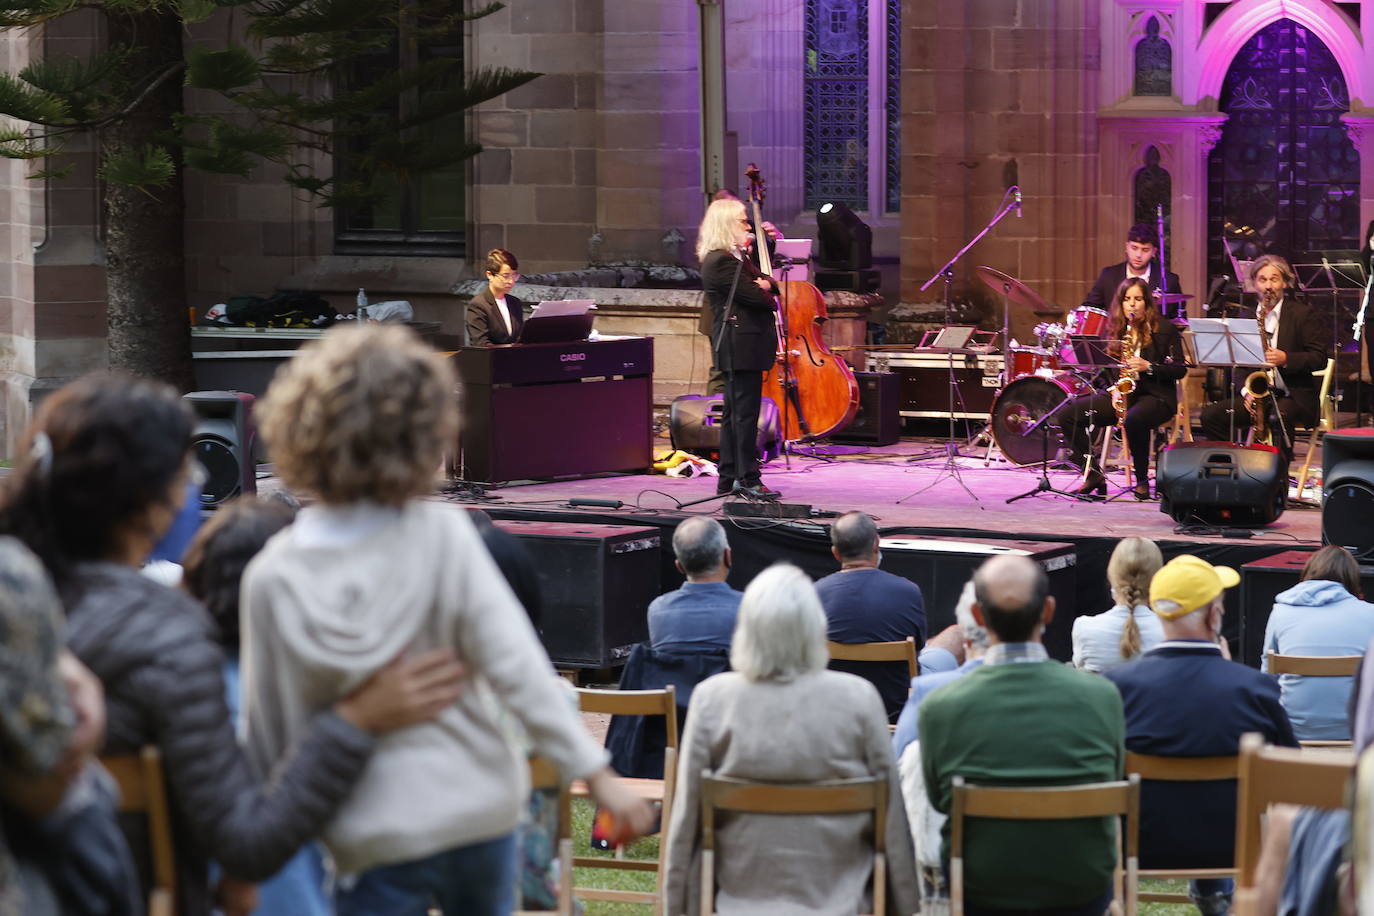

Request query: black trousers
[
  {"left": 1199, "top": 393, "right": 1316, "bottom": 449},
  {"left": 719, "top": 369, "right": 764, "bottom": 486},
  {"left": 1067, "top": 392, "right": 1175, "bottom": 481}
]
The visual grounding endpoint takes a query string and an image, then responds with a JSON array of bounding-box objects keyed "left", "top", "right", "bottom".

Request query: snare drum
[
  {"left": 1008, "top": 346, "right": 1060, "bottom": 380},
  {"left": 1067, "top": 306, "right": 1109, "bottom": 337}
]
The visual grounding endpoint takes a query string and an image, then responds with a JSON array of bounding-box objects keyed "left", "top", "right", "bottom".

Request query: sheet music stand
[{"left": 1189, "top": 317, "right": 1267, "bottom": 443}]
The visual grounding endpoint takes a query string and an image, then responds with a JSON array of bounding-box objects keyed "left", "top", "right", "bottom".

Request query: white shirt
[
  {"left": 1260, "top": 298, "right": 1287, "bottom": 392},
  {"left": 494, "top": 296, "right": 513, "bottom": 336}
]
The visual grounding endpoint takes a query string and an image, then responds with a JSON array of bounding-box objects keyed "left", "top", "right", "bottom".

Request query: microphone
[{"left": 1013, "top": 186, "right": 1022, "bottom": 218}]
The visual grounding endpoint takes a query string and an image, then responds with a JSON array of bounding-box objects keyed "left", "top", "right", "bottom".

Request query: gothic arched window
[
  {"left": 1134, "top": 146, "right": 1171, "bottom": 244},
  {"left": 1133, "top": 16, "right": 1172, "bottom": 96}
]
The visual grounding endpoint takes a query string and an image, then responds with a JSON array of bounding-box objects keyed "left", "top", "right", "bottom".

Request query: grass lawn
[{"left": 566, "top": 799, "right": 1204, "bottom": 916}]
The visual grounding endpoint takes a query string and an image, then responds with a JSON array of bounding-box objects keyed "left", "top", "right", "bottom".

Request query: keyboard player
[{"left": 465, "top": 248, "right": 525, "bottom": 346}]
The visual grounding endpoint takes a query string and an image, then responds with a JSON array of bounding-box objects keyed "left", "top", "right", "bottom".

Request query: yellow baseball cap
[{"left": 1149, "top": 555, "right": 1239, "bottom": 620}]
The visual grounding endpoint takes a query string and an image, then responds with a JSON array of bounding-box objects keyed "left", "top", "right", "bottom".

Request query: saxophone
[
  {"left": 1245, "top": 291, "right": 1277, "bottom": 445},
  {"left": 1111, "top": 325, "right": 1140, "bottom": 423}
]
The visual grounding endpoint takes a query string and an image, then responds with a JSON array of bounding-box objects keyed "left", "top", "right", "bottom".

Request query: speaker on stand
[
  {"left": 1322, "top": 428, "right": 1374, "bottom": 558},
  {"left": 184, "top": 391, "right": 257, "bottom": 507}
]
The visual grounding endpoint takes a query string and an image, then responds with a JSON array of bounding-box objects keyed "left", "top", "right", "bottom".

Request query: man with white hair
[
  {"left": 647, "top": 517, "right": 741, "bottom": 652},
  {"left": 1105, "top": 555, "right": 1297, "bottom": 916},
  {"left": 920, "top": 554, "right": 1124, "bottom": 915}
]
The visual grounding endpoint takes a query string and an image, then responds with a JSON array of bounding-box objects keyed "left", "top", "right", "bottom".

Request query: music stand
[
  {"left": 518, "top": 299, "right": 597, "bottom": 344},
  {"left": 1188, "top": 317, "right": 1267, "bottom": 443}
]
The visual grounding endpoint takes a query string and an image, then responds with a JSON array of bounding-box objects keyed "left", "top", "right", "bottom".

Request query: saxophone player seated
[
  {"left": 1199, "top": 255, "right": 1330, "bottom": 459},
  {"left": 1066, "top": 278, "right": 1187, "bottom": 500}
]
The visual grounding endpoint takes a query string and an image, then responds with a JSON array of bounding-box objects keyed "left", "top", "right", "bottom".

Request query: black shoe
[
  {"left": 1132, "top": 483, "right": 1152, "bottom": 501},
  {"left": 735, "top": 483, "right": 781, "bottom": 501},
  {"left": 1075, "top": 469, "right": 1106, "bottom": 500},
  {"left": 716, "top": 477, "right": 736, "bottom": 495}
]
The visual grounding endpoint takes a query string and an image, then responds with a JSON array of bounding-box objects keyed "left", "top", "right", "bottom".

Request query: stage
[{"left": 445, "top": 436, "right": 1328, "bottom": 665}]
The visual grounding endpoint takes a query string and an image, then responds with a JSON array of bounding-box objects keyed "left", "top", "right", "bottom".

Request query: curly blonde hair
[{"left": 258, "top": 324, "right": 458, "bottom": 506}]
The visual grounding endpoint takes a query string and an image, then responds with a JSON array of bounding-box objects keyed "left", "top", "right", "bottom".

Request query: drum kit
[{"left": 972, "top": 267, "right": 1191, "bottom": 470}]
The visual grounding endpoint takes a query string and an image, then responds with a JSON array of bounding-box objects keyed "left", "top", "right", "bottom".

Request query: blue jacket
[
  {"left": 1262, "top": 579, "right": 1374, "bottom": 740},
  {"left": 1106, "top": 642, "right": 1297, "bottom": 869},
  {"left": 604, "top": 642, "right": 730, "bottom": 779},
  {"left": 647, "top": 581, "right": 742, "bottom": 653},
  {"left": 891, "top": 658, "right": 984, "bottom": 758}
]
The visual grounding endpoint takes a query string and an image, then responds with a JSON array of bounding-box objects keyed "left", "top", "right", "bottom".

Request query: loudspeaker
[
  {"left": 1156, "top": 442, "right": 1286, "bottom": 526},
  {"left": 184, "top": 391, "right": 256, "bottom": 507},
  {"left": 669, "top": 394, "right": 781, "bottom": 462},
  {"left": 491, "top": 519, "right": 661, "bottom": 667},
  {"left": 832, "top": 372, "right": 900, "bottom": 445},
  {"left": 1323, "top": 429, "right": 1374, "bottom": 558}
]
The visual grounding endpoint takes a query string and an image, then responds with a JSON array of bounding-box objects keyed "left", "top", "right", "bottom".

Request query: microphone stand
[{"left": 1354, "top": 266, "right": 1373, "bottom": 426}]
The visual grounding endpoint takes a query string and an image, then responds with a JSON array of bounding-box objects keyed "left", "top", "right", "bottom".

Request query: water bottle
[{"left": 356, "top": 287, "right": 368, "bottom": 321}]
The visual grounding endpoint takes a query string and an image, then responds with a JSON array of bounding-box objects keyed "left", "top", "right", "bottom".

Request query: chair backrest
[
  {"left": 826, "top": 637, "right": 919, "bottom": 680},
  {"left": 1125, "top": 752, "right": 1238, "bottom": 781},
  {"left": 950, "top": 775, "right": 1140, "bottom": 916},
  {"left": 699, "top": 772, "right": 888, "bottom": 915},
  {"left": 1265, "top": 652, "right": 1362, "bottom": 677},
  {"left": 578, "top": 686, "right": 678, "bottom": 749},
  {"left": 102, "top": 746, "right": 177, "bottom": 916},
  {"left": 1234, "top": 733, "right": 1353, "bottom": 888}
]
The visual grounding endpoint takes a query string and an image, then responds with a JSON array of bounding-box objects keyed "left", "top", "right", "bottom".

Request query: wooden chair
[
  {"left": 827, "top": 637, "right": 919, "bottom": 680},
  {"left": 1295, "top": 358, "right": 1337, "bottom": 497},
  {"left": 699, "top": 772, "right": 888, "bottom": 916},
  {"left": 515, "top": 755, "right": 574, "bottom": 916},
  {"left": 1234, "top": 732, "right": 1353, "bottom": 894},
  {"left": 101, "top": 746, "right": 176, "bottom": 916},
  {"left": 950, "top": 774, "right": 1140, "bottom": 916},
  {"left": 1124, "top": 752, "right": 1238, "bottom": 904},
  {"left": 1265, "top": 652, "right": 1363, "bottom": 747},
  {"left": 571, "top": 686, "right": 678, "bottom": 912}
]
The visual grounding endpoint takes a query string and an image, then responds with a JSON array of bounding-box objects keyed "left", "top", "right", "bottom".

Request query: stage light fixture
[{"left": 815, "top": 202, "right": 872, "bottom": 270}]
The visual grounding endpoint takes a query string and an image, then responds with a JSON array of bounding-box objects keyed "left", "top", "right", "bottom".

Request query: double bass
[{"left": 745, "top": 164, "right": 860, "bottom": 442}]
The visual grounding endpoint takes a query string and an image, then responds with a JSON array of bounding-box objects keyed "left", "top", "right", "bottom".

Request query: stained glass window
[
  {"left": 1206, "top": 18, "right": 1359, "bottom": 279},
  {"left": 884, "top": 0, "right": 900, "bottom": 213},
  {"left": 1133, "top": 16, "right": 1172, "bottom": 96},
  {"left": 805, "top": 0, "right": 868, "bottom": 210},
  {"left": 1134, "top": 146, "right": 1171, "bottom": 246}
]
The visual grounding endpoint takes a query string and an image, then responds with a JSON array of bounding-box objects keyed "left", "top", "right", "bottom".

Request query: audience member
[
  {"left": 892, "top": 580, "right": 986, "bottom": 759},
  {"left": 1105, "top": 554, "right": 1298, "bottom": 916},
  {"left": 663, "top": 563, "right": 919, "bottom": 915},
  {"left": 0, "top": 536, "right": 139, "bottom": 916},
  {"left": 1262, "top": 545, "right": 1374, "bottom": 741},
  {"left": 815, "top": 511, "right": 926, "bottom": 721},
  {"left": 181, "top": 497, "right": 331, "bottom": 916},
  {"left": 1072, "top": 537, "right": 1166, "bottom": 672},
  {"left": 648, "top": 517, "right": 740, "bottom": 652},
  {"left": 0, "top": 372, "right": 467, "bottom": 916},
  {"left": 242, "top": 324, "right": 653, "bottom": 915},
  {"left": 919, "top": 555, "right": 1124, "bottom": 916}
]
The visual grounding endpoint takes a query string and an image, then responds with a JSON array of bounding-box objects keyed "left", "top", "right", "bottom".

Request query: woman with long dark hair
[{"left": 1070, "top": 278, "right": 1187, "bottom": 499}]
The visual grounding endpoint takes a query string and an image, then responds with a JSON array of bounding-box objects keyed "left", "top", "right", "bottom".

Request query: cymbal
[
  {"left": 974, "top": 266, "right": 1054, "bottom": 314},
  {"left": 1156, "top": 292, "right": 1193, "bottom": 304}
]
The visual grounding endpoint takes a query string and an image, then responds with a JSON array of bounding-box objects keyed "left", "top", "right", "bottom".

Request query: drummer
[{"left": 1082, "top": 222, "right": 1183, "bottom": 317}]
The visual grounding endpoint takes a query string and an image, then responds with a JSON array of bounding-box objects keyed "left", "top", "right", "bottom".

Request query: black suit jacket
[
  {"left": 465, "top": 286, "right": 526, "bottom": 346},
  {"left": 1125, "top": 320, "right": 1188, "bottom": 406},
  {"left": 1239, "top": 298, "right": 1329, "bottom": 410},
  {"left": 1083, "top": 262, "right": 1183, "bottom": 310},
  {"left": 701, "top": 249, "right": 778, "bottom": 372}
]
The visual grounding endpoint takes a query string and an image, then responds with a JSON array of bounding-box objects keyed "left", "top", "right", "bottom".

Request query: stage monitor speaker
[
  {"left": 669, "top": 394, "right": 781, "bottom": 462},
  {"left": 877, "top": 536, "right": 1077, "bottom": 661},
  {"left": 832, "top": 372, "right": 900, "bottom": 446},
  {"left": 1156, "top": 442, "right": 1286, "bottom": 526},
  {"left": 491, "top": 519, "right": 660, "bottom": 667},
  {"left": 1322, "top": 428, "right": 1374, "bottom": 558},
  {"left": 184, "top": 390, "right": 256, "bottom": 507}
]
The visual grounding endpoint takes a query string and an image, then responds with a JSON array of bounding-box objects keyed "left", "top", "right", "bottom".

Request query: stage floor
[{"left": 457, "top": 437, "right": 1323, "bottom": 550}]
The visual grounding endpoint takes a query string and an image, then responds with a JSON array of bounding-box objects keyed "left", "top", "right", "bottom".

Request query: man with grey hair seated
[
  {"left": 815, "top": 511, "right": 926, "bottom": 722},
  {"left": 647, "top": 517, "right": 741, "bottom": 652}
]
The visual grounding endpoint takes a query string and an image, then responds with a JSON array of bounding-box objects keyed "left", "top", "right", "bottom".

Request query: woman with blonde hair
[
  {"left": 1072, "top": 537, "right": 1166, "bottom": 672},
  {"left": 663, "top": 563, "right": 919, "bottom": 915}
]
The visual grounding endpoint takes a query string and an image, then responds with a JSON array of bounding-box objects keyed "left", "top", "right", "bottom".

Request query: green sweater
[{"left": 919, "top": 659, "right": 1125, "bottom": 909}]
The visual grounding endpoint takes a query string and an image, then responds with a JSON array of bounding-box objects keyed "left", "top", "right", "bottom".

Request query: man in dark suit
[
  {"left": 1082, "top": 222, "right": 1183, "bottom": 312},
  {"left": 465, "top": 248, "right": 525, "bottom": 346},
  {"left": 1199, "top": 254, "right": 1329, "bottom": 453}
]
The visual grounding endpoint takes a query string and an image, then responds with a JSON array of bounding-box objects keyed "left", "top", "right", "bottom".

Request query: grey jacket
[{"left": 64, "top": 562, "right": 374, "bottom": 916}]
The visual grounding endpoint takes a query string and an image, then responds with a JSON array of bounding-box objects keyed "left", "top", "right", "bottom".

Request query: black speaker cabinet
[
  {"left": 1157, "top": 442, "right": 1287, "bottom": 526},
  {"left": 184, "top": 391, "right": 256, "bottom": 507},
  {"left": 876, "top": 536, "right": 1078, "bottom": 662},
  {"left": 669, "top": 394, "right": 781, "bottom": 461},
  {"left": 832, "top": 372, "right": 900, "bottom": 446},
  {"left": 492, "top": 519, "right": 661, "bottom": 667},
  {"left": 1323, "top": 428, "right": 1374, "bottom": 558},
  {"left": 1238, "top": 549, "right": 1374, "bottom": 666}
]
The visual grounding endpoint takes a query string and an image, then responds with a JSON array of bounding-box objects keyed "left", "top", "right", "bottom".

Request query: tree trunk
[{"left": 101, "top": 9, "right": 192, "bottom": 390}]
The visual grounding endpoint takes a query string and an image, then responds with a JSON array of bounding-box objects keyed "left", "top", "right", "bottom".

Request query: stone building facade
[{"left": 0, "top": 0, "right": 1369, "bottom": 455}]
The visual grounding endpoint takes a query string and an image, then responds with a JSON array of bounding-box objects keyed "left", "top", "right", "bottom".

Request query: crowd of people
[{"left": 1, "top": 321, "right": 1372, "bottom": 916}]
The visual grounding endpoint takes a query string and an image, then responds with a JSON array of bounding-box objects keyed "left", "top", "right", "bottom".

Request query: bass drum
[{"left": 991, "top": 373, "right": 1093, "bottom": 467}]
